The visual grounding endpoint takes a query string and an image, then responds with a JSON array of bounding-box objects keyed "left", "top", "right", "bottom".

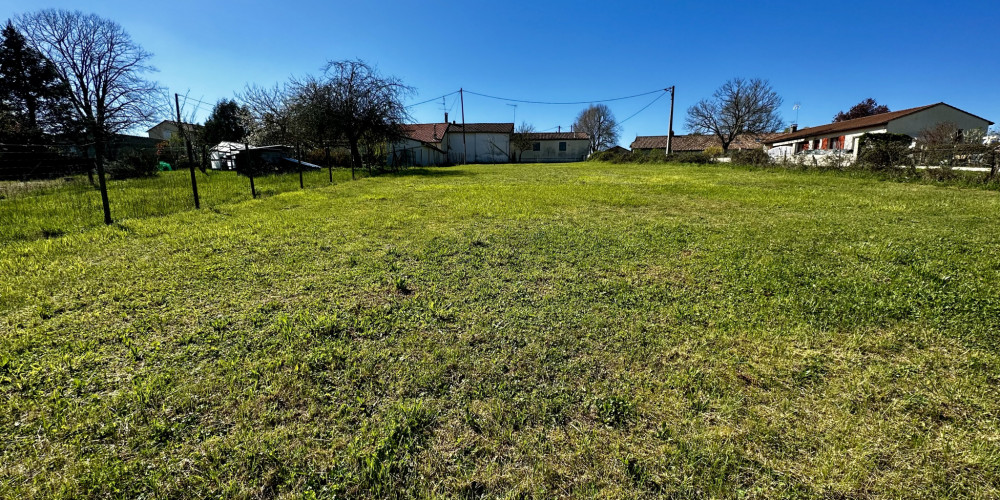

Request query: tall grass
[{"left": 0, "top": 168, "right": 357, "bottom": 244}]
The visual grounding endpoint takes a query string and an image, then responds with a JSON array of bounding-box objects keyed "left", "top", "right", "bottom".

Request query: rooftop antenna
[
  {"left": 793, "top": 102, "right": 801, "bottom": 126},
  {"left": 507, "top": 103, "right": 517, "bottom": 125}
]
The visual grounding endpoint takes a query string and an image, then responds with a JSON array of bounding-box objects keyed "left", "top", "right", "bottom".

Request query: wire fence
[{"left": 0, "top": 143, "right": 357, "bottom": 244}]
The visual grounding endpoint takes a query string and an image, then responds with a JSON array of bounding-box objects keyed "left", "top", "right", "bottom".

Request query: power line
[
  {"left": 463, "top": 88, "right": 664, "bottom": 105},
  {"left": 405, "top": 90, "right": 460, "bottom": 109},
  {"left": 618, "top": 91, "right": 668, "bottom": 125}
]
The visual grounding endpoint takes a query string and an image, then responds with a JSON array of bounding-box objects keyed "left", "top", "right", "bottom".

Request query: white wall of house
[
  {"left": 444, "top": 132, "right": 509, "bottom": 164},
  {"left": 517, "top": 139, "right": 590, "bottom": 162},
  {"left": 389, "top": 138, "right": 446, "bottom": 166},
  {"left": 886, "top": 105, "right": 991, "bottom": 137}
]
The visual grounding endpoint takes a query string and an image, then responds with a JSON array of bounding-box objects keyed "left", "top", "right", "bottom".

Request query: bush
[
  {"left": 668, "top": 152, "right": 714, "bottom": 164},
  {"left": 856, "top": 133, "right": 913, "bottom": 171},
  {"left": 703, "top": 146, "right": 723, "bottom": 157},
  {"left": 106, "top": 150, "right": 158, "bottom": 179},
  {"left": 730, "top": 149, "right": 771, "bottom": 166}
]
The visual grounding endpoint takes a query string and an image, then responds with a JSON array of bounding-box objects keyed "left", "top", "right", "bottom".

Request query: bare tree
[
  {"left": 321, "top": 60, "right": 412, "bottom": 178},
  {"left": 573, "top": 104, "right": 619, "bottom": 154},
  {"left": 685, "top": 77, "right": 783, "bottom": 152},
  {"left": 240, "top": 82, "right": 294, "bottom": 146},
  {"left": 509, "top": 121, "right": 535, "bottom": 162},
  {"left": 18, "top": 9, "right": 162, "bottom": 224}
]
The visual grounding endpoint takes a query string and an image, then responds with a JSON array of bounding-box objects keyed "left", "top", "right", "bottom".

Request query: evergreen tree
[{"left": 0, "top": 20, "right": 76, "bottom": 142}]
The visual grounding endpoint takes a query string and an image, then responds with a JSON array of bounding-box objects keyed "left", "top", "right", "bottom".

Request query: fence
[{"left": 0, "top": 142, "right": 357, "bottom": 244}]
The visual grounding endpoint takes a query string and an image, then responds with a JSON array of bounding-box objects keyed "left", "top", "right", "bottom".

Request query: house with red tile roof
[
  {"left": 765, "top": 103, "right": 993, "bottom": 161},
  {"left": 630, "top": 134, "right": 771, "bottom": 153},
  {"left": 391, "top": 118, "right": 514, "bottom": 166}
]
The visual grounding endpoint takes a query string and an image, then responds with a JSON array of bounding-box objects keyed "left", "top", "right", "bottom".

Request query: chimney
[
  {"left": 558, "top": 125, "right": 561, "bottom": 133},
  {"left": 444, "top": 112, "right": 448, "bottom": 123},
  {"left": 790, "top": 124, "right": 798, "bottom": 132}
]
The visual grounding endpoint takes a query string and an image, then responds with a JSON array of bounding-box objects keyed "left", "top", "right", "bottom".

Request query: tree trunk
[
  {"left": 93, "top": 137, "right": 112, "bottom": 225},
  {"left": 349, "top": 140, "right": 361, "bottom": 180}
]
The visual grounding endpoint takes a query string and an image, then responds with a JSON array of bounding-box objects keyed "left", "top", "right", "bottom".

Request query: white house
[
  {"left": 516, "top": 132, "right": 590, "bottom": 162},
  {"left": 765, "top": 103, "right": 993, "bottom": 162},
  {"left": 445, "top": 122, "right": 513, "bottom": 164},
  {"left": 390, "top": 120, "right": 514, "bottom": 166},
  {"left": 147, "top": 120, "right": 200, "bottom": 141}
]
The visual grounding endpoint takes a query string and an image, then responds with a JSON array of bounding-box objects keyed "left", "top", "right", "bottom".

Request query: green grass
[
  {"left": 1, "top": 162, "right": 999, "bottom": 498},
  {"left": 0, "top": 168, "right": 359, "bottom": 244}
]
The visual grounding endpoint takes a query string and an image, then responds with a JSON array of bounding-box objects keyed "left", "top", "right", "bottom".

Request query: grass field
[
  {"left": 1, "top": 162, "right": 999, "bottom": 498},
  {"left": 0, "top": 168, "right": 360, "bottom": 244}
]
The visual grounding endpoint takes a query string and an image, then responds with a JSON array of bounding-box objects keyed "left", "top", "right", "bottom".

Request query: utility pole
[
  {"left": 176, "top": 93, "right": 199, "bottom": 208},
  {"left": 666, "top": 86, "right": 675, "bottom": 155},
  {"left": 460, "top": 88, "right": 467, "bottom": 164}
]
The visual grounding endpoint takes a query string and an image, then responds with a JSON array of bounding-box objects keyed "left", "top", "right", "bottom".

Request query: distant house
[
  {"left": 147, "top": 120, "right": 201, "bottom": 141},
  {"left": 391, "top": 123, "right": 450, "bottom": 166},
  {"left": 446, "top": 122, "right": 514, "bottom": 164},
  {"left": 630, "top": 134, "right": 770, "bottom": 153},
  {"left": 390, "top": 118, "right": 514, "bottom": 166},
  {"left": 605, "top": 145, "right": 630, "bottom": 155},
  {"left": 765, "top": 103, "right": 994, "bottom": 160},
  {"left": 212, "top": 143, "right": 320, "bottom": 172},
  {"left": 517, "top": 132, "right": 590, "bottom": 162}
]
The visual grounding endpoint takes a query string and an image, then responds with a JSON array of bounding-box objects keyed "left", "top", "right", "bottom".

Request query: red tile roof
[
  {"left": 448, "top": 122, "right": 514, "bottom": 134},
  {"left": 630, "top": 134, "right": 771, "bottom": 151},
  {"left": 765, "top": 104, "right": 944, "bottom": 144},
  {"left": 522, "top": 132, "right": 589, "bottom": 140},
  {"left": 401, "top": 123, "right": 448, "bottom": 144}
]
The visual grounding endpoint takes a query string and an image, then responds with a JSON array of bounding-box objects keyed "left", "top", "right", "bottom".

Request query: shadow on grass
[{"left": 384, "top": 167, "right": 476, "bottom": 179}]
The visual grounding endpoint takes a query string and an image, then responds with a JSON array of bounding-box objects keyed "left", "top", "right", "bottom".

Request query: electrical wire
[
  {"left": 618, "top": 92, "right": 668, "bottom": 125},
  {"left": 405, "top": 90, "right": 460, "bottom": 109},
  {"left": 464, "top": 88, "right": 664, "bottom": 105}
]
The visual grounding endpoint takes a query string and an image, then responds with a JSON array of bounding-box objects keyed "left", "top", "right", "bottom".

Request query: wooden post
[
  {"left": 176, "top": 93, "right": 199, "bottom": 208},
  {"left": 298, "top": 144, "right": 303, "bottom": 189},
  {"left": 460, "top": 88, "right": 467, "bottom": 164},
  {"left": 666, "top": 86, "right": 675, "bottom": 156},
  {"left": 245, "top": 141, "right": 256, "bottom": 198}
]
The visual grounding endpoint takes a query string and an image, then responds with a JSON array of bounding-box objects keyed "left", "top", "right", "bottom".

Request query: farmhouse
[
  {"left": 516, "top": 132, "right": 590, "bottom": 162},
  {"left": 390, "top": 118, "right": 514, "bottom": 166},
  {"left": 147, "top": 120, "right": 201, "bottom": 141},
  {"left": 765, "top": 103, "right": 994, "bottom": 161},
  {"left": 630, "top": 134, "right": 770, "bottom": 153}
]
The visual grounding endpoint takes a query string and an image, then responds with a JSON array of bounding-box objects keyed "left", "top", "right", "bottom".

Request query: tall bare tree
[
  {"left": 573, "top": 104, "right": 619, "bottom": 154},
  {"left": 240, "top": 82, "right": 294, "bottom": 146},
  {"left": 18, "top": 9, "right": 162, "bottom": 224},
  {"left": 685, "top": 77, "right": 783, "bottom": 152},
  {"left": 320, "top": 60, "right": 411, "bottom": 178},
  {"left": 509, "top": 121, "right": 535, "bottom": 162}
]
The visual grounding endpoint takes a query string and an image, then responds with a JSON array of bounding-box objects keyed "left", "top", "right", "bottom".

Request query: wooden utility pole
[
  {"left": 460, "top": 88, "right": 467, "bottom": 164},
  {"left": 244, "top": 141, "right": 256, "bottom": 198},
  {"left": 666, "top": 86, "right": 675, "bottom": 155},
  {"left": 176, "top": 93, "right": 199, "bottom": 208}
]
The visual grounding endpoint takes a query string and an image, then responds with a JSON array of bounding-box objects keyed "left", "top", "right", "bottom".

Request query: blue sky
[{"left": 3, "top": 0, "right": 997, "bottom": 145}]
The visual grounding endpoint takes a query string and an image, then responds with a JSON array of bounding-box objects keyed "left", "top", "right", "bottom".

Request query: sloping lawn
[{"left": 1, "top": 162, "right": 998, "bottom": 498}]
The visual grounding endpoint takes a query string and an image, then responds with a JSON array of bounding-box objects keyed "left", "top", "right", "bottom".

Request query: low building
[
  {"left": 391, "top": 123, "right": 450, "bottom": 166},
  {"left": 147, "top": 120, "right": 201, "bottom": 141},
  {"left": 764, "top": 103, "right": 994, "bottom": 161},
  {"left": 390, "top": 119, "right": 514, "bottom": 166},
  {"left": 630, "top": 134, "right": 769, "bottom": 153},
  {"left": 446, "top": 122, "right": 514, "bottom": 164},
  {"left": 516, "top": 132, "right": 590, "bottom": 162}
]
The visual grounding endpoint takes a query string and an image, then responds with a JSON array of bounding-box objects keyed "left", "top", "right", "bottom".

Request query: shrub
[
  {"left": 730, "top": 149, "right": 771, "bottom": 166},
  {"left": 703, "top": 146, "right": 723, "bottom": 157},
  {"left": 668, "top": 152, "right": 713, "bottom": 164},
  {"left": 106, "top": 150, "right": 158, "bottom": 179},
  {"left": 856, "top": 133, "right": 913, "bottom": 171}
]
